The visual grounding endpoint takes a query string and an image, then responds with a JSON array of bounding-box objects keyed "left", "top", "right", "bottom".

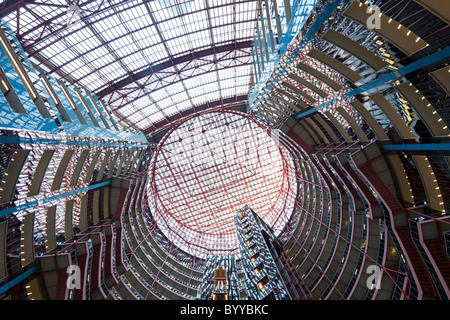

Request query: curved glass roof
[
  {"left": 2, "top": 0, "right": 259, "bottom": 133},
  {"left": 149, "top": 111, "right": 298, "bottom": 257}
]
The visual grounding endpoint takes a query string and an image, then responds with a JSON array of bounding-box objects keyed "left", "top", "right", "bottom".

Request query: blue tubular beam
[
  {"left": 295, "top": 46, "right": 450, "bottom": 120},
  {"left": 382, "top": 143, "right": 450, "bottom": 151},
  {"left": 0, "top": 201, "right": 38, "bottom": 218},
  {"left": 0, "top": 136, "right": 61, "bottom": 145},
  {"left": 42, "top": 180, "right": 111, "bottom": 205},
  {"left": 0, "top": 266, "right": 36, "bottom": 295},
  {"left": 0, "top": 136, "right": 148, "bottom": 148},
  {"left": 65, "top": 140, "right": 148, "bottom": 148},
  {"left": 0, "top": 180, "right": 111, "bottom": 218}
]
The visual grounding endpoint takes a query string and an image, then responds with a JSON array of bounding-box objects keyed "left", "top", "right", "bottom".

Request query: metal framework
[
  {"left": 147, "top": 110, "right": 299, "bottom": 258},
  {"left": 0, "top": 0, "right": 260, "bottom": 133}
]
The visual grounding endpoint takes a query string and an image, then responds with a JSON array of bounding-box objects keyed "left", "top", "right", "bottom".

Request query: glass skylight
[
  {"left": 148, "top": 111, "right": 298, "bottom": 257},
  {"left": 2, "top": 0, "right": 259, "bottom": 133}
]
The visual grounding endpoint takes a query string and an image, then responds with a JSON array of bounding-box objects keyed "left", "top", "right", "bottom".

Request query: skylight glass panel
[
  {"left": 221, "top": 88, "right": 237, "bottom": 99},
  {"left": 150, "top": 111, "right": 296, "bottom": 257},
  {"left": 128, "top": 113, "right": 148, "bottom": 126},
  {"left": 96, "top": 25, "right": 122, "bottom": 41},
  {"left": 166, "top": 39, "right": 190, "bottom": 56},
  {"left": 189, "top": 30, "right": 211, "bottom": 48},
  {"left": 171, "top": 90, "right": 190, "bottom": 104},
  {"left": 157, "top": 97, "right": 176, "bottom": 110},
  {"left": 184, "top": 14, "right": 208, "bottom": 33},
  {"left": 166, "top": 81, "right": 186, "bottom": 95},
  {"left": 150, "top": 1, "right": 176, "bottom": 20},
  {"left": 3, "top": 0, "right": 258, "bottom": 132},
  {"left": 122, "top": 7, "right": 148, "bottom": 31},
  {"left": 164, "top": 105, "right": 182, "bottom": 117},
  {"left": 121, "top": 56, "right": 147, "bottom": 71},
  {"left": 85, "top": 47, "right": 112, "bottom": 64},
  {"left": 150, "top": 90, "right": 168, "bottom": 103},
  {"left": 137, "top": 29, "right": 160, "bottom": 46},
  {"left": 161, "top": 21, "right": 187, "bottom": 39}
]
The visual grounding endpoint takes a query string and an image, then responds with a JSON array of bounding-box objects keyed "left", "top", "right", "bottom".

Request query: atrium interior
[{"left": 0, "top": 0, "right": 449, "bottom": 302}]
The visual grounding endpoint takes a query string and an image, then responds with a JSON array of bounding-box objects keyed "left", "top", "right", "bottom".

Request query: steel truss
[
  {"left": 0, "top": 0, "right": 260, "bottom": 133},
  {"left": 146, "top": 109, "right": 299, "bottom": 258}
]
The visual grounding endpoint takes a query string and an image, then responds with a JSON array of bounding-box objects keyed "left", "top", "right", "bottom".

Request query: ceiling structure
[
  {"left": 0, "top": 0, "right": 259, "bottom": 134},
  {"left": 0, "top": 0, "right": 449, "bottom": 302},
  {"left": 0, "top": 0, "right": 301, "bottom": 260},
  {"left": 148, "top": 111, "right": 298, "bottom": 257}
]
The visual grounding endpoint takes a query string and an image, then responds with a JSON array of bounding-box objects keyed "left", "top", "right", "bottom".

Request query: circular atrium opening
[{"left": 148, "top": 110, "right": 298, "bottom": 258}]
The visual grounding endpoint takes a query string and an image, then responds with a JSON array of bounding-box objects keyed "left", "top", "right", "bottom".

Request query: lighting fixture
[
  {"left": 40, "top": 76, "right": 59, "bottom": 106},
  {"left": 75, "top": 89, "right": 90, "bottom": 114},
  {"left": 1, "top": 78, "right": 9, "bottom": 92},
  {"left": 59, "top": 84, "right": 77, "bottom": 110},
  {"left": 0, "top": 32, "right": 37, "bottom": 100}
]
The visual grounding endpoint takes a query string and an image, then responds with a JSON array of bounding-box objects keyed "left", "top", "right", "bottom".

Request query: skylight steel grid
[
  {"left": 1, "top": 0, "right": 259, "bottom": 133},
  {"left": 118, "top": 60, "right": 254, "bottom": 131},
  {"left": 147, "top": 111, "right": 298, "bottom": 257}
]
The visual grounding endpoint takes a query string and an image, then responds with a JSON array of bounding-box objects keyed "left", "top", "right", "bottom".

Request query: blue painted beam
[
  {"left": 42, "top": 180, "right": 111, "bottom": 205},
  {"left": 382, "top": 143, "right": 450, "bottom": 151},
  {"left": 295, "top": 46, "right": 450, "bottom": 120},
  {"left": 0, "top": 201, "right": 38, "bottom": 218},
  {"left": 65, "top": 140, "right": 149, "bottom": 148},
  {"left": 0, "top": 266, "right": 36, "bottom": 295},
  {"left": 0, "top": 136, "right": 148, "bottom": 148},
  {"left": 0, "top": 180, "right": 111, "bottom": 218},
  {"left": 0, "top": 136, "right": 61, "bottom": 145}
]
